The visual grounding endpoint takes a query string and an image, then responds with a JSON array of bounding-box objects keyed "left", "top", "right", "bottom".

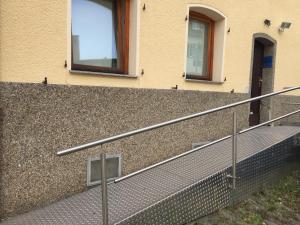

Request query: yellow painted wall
[{"left": 1, "top": 0, "right": 300, "bottom": 94}]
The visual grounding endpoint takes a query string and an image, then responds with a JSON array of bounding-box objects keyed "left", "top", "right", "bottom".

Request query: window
[
  {"left": 186, "top": 11, "right": 214, "bottom": 80},
  {"left": 72, "top": 0, "right": 130, "bottom": 74},
  {"left": 87, "top": 154, "right": 122, "bottom": 187}
]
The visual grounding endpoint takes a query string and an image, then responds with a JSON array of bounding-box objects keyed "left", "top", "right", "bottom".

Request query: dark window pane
[
  {"left": 106, "top": 158, "right": 120, "bottom": 178},
  {"left": 72, "top": 0, "right": 119, "bottom": 69},
  {"left": 90, "top": 159, "right": 101, "bottom": 183}
]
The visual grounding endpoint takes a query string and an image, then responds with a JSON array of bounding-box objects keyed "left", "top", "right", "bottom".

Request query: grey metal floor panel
[{"left": 2, "top": 126, "right": 300, "bottom": 225}]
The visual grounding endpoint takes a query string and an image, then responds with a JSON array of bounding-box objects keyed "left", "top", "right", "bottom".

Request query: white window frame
[{"left": 87, "top": 153, "right": 122, "bottom": 187}]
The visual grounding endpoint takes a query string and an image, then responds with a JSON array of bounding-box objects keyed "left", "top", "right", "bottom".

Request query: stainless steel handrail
[
  {"left": 114, "top": 109, "right": 300, "bottom": 183},
  {"left": 57, "top": 86, "right": 300, "bottom": 156},
  {"left": 283, "top": 102, "right": 300, "bottom": 105}
]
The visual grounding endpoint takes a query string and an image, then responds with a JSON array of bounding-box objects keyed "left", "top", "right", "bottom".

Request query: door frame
[{"left": 249, "top": 33, "right": 277, "bottom": 125}]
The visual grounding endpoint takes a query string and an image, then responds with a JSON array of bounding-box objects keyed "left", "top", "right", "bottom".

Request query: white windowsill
[
  {"left": 185, "top": 78, "right": 224, "bottom": 84},
  {"left": 70, "top": 70, "right": 139, "bottom": 78}
]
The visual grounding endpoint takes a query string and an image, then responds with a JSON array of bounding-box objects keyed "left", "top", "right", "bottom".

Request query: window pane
[
  {"left": 72, "top": 0, "right": 120, "bottom": 69},
  {"left": 106, "top": 158, "right": 120, "bottom": 178},
  {"left": 90, "top": 159, "right": 101, "bottom": 183},
  {"left": 90, "top": 158, "right": 120, "bottom": 183},
  {"left": 186, "top": 19, "right": 209, "bottom": 77}
]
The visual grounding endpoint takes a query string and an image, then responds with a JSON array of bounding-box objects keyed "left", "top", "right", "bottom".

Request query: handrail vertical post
[
  {"left": 269, "top": 97, "right": 274, "bottom": 127},
  {"left": 232, "top": 111, "right": 238, "bottom": 189},
  {"left": 101, "top": 153, "right": 108, "bottom": 225}
]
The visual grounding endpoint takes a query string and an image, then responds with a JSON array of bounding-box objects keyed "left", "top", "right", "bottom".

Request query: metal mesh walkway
[{"left": 2, "top": 126, "right": 300, "bottom": 225}]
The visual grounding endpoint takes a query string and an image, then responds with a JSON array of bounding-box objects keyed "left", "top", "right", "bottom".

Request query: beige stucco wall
[{"left": 1, "top": 0, "right": 300, "bottom": 94}]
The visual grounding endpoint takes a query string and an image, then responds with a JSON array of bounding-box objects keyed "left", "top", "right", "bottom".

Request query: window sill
[
  {"left": 185, "top": 78, "right": 224, "bottom": 84},
  {"left": 70, "top": 70, "right": 139, "bottom": 78}
]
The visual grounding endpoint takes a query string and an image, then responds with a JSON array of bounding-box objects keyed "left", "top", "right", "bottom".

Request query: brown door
[{"left": 249, "top": 41, "right": 264, "bottom": 126}]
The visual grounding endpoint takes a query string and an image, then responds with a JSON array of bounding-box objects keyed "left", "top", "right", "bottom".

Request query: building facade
[{"left": 1, "top": 0, "right": 300, "bottom": 219}]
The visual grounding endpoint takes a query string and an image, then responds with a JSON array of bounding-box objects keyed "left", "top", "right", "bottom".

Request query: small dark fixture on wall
[
  {"left": 264, "top": 19, "right": 271, "bottom": 27},
  {"left": 224, "top": 77, "right": 227, "bottom": 82},
  {"left": 42, "top": 77, "right": 48, "bottom": 85},
  {"left": 230, "top": 89, "right": 235, "bottom": 93},
  {"left": 227, "top": 28, "right": 231, "bottom": 33},
  {"left": 143, "top": 3, "right": 146, "bottom": 11},
  {"left": 182, "top": 72, "right": 185, "bottom": 78},
  {"left": 279, "top": 22, "right": 292, "bottom": 32},
  {"left": 64, "top": 60, "right": 67, "bottom": 68},
  {"left": 141, "top": 69, "right": 144, "bottom": 75},
  {"left": 185, "top": 16, "right": 188, "bottom": 21},
  {"left": 172, "top": 85, "right": 178, "bottom": 90}
]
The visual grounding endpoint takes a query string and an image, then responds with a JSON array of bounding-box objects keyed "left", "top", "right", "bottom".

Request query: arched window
[
  {"left": 186, "top": 11, "right": 214, "bottom": 80},
  {"left": 185, "top": 6, "right": 226, "bottom": 82}
]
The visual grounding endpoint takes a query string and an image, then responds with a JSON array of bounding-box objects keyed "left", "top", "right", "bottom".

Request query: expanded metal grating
[{"left": 2, "top": 126, "right": 300, "bottom": 225}]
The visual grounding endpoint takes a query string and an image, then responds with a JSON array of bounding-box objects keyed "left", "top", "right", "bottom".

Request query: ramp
[{"left": 2, "top": 126, "right": 300, "bottom": 225}]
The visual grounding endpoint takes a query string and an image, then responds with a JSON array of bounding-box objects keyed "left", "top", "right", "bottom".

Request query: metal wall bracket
[{"left": 226, "top": 174, "right": 240, "bottom": 189}]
